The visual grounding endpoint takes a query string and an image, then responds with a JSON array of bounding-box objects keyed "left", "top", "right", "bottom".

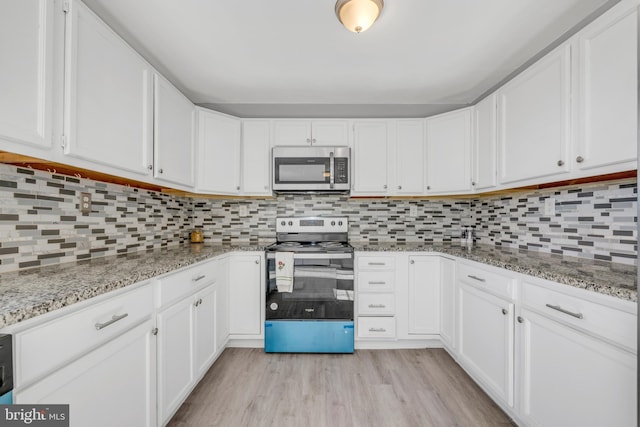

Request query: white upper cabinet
[
  {"left": 196, "top": 108, "right": 241, "bottom": 194},
  {"left": 393, "top": 120, "right": 425, "bottom": 195},
  {"left": 153, "top": 74, "right": 195, "bottom": 188},
  {"left": 473, "top": 95, "right": 497, "bottom": 191},
  {"left": 242, "top": 120, "right": 271, "bottom": 195},
  {"left": 352, "top": 121, "right": 389, "bottom": 195},
  {"left": 63, "top": 0, "right": 153, "bottom": 177},
  {"left": 497, "top": 44, "right": 572, "bottom": 185},
  {"left": 426, "top": 108, "right": 473, "bottom": 194},
  {"left": 575, "top": 0, "right": 638, "bottom": 173},
  {"left": 0, "top": 0, "right": 53, "bottom": 150},
  {"left": 273, "top": 120, "right": 349, "bottom": 146}
]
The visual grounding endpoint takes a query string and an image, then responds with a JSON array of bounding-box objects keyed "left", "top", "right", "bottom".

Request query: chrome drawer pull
[
  {"left": 368, "top": 281, "right": 386, "bottom": 285},
  {"left": 95, "top": 313, "right": 129, "bottom": 330},
  {"left": 368, "top": 262, "right": 386, "bottom": 266},
  {"left": 193, "top": 274, "right": 206, "bottom": 282},
  {"left": 369, "top": 328, "right": 387, "bottom": 332},
  {"left": 545, "top": 304, "right": 583, "bottom": 319},
  {"left": 368, "top": 304, "right": 386, "bottom": 308},
  {"left": 467, "top": 275, "right": 486, "bottom": 283}
]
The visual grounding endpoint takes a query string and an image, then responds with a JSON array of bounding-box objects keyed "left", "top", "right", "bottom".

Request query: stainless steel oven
[
  {"left": 265, "top": 217, "right": 354, "bottom": 353},
  {"left": 272, "top": 146, "right": 350, "bottom": 193}
]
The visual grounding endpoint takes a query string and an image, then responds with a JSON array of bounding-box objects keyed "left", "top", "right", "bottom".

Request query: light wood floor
[{"left": 167, "top": 348, "right": 516, "bottom": 427}]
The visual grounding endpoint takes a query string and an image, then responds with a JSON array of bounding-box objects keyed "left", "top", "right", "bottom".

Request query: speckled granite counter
[
  {"left": 0, "top": 243, "right": 268, "bottom": 329},
  {"left": 351, "top": 242, "right": 637, "bottom": 303},
  {"left": 0, "top": 241, "right": 636, "bottom": 329}
]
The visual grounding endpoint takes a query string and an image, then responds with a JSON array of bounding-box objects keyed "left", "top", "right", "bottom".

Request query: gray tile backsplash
[{"left": 0, "top": 162, "right": 637, "bottom": 272}]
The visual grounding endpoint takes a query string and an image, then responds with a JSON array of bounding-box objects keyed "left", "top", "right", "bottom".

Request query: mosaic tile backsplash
[{"left": 0, "top": 162, "right": 637, "bottom": 272}]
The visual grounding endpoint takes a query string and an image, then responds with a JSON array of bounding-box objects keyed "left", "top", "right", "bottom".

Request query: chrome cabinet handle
[
  {"left": 501, "top": 308, "right": 508, "bottom": 315},
  {"left": 369, "top": 328, "right": 386, "bottom": 332},
  {"left": 576, "top": 156, "right": 584, "bottom": 163},
  {"left": 95, "top": 313, "right": 128, "bottom": 330},
  {"left": 517, "top": 316, "right": 524, "bottom": 324},
  {"left": 367, "top": 262, "right": 385, "bottom": 266},
  {"left": 255, "top": 259, "right": 259, "bottom": 264},
  {"left": 368, "top": 281, "right": 386, "bottom": 285},
  {"left": 312, "top": 138, "right": 316, "bottom": 144},
  {"left": 467, "top": 275, "right": 486, "bottom": 283},
  {"left": 368, "top": 304, "right": 386, "bottom": 308},
  {"left": 471, "top": 181, "right": 476, "bottom": 186},
  {"left": 545, "top": 304, "right": 583, "bottom": 319},
  {"left": 426, "top": 185, "right": 431, "bottom": 190},
  {"left": 236, "top": 186, "right": 240, "bottom": 191},
  {"left": 194, "top": 298, "right": 203, "bottom": 307},
  {"left": 383, "top": 185, "right": 387, "bottom": 189},
  {"left": 557, "top": 160, "right": 564, "bottom": 167},
  {"left": 306, "top": 138, "right": 311, "bottom": 143},
  {"left": 152, "top": 327, "right": 158, "bottom": 336},
  {"left": 159, "top": 168, "right": 164, "bottom": 174},
  {"left": 147, "top": 164, "right": 153, "bottom": 170},
  {"left": 410, "top": 260, "right": 415, "bottom": 264},
  {"left": 193, "top": 274, "right": 206, "bottom": 282},
  {"left": 398, "top": 185, "right": 402, "bottom": 190}
]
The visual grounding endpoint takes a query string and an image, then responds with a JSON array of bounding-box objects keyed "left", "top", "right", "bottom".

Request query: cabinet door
[
  {"left": 0, "top": 0, "right": 53, "bottom": 149},
  {"left": 426, "top": 108, "right": 472, "bottom": 193},
  {"left": 473, "top": 95, "right": 497, "bottom": 191},
  {"left": 272, "top": 120, "right": 311, "bottom": 145},
  {"left": 439, "top": 257, "right": 456, "bottom": 349},
  {"left": 16, "top": 320, "right": 156, "bottom": 427},
  {"left": 576, "top": 0, "right": 638, "bottom": 172},
  {"left": 352, "top": 121, "right": 388, "bottom": 195},
  {"left": 310, "top": 120, "right": 349, "bottom": 146},
  {"left": 229, "top": 254, "right": 263, "bottom": 336},
  {"left": 394, "top": 120, "right": 425, "bottom": 195},
  {"left": 194, "top": 284, "right": 216, "bottom": 377},
  {"left": 64, "top": 0, "right": 153, "bottom": 176},
  {"left": 518, "top": 309, "right": 636, "bottom": 427},
  {"left": 497, "top": 44, "right": 571, "bottom": 184},
  {"left": 154, "top": 74, "right": 195, "bottom": 187},
  {"left": 215, "top": 270, "right": 230, "bottom": 352},
  {"left": 157, "top": 296, "right": 194, "bottom": 424},
  {"left": 242, "top": 120, "right": 271, "bottom": 195},
  {"left": 196, "top": 108, "right": 241, "bottom": 194},
  {"left": 407, "top": 256, "right": 440, "bottom": 335},
  {"left": 457, "top": 282, "right": 514, "bottom": 407}
]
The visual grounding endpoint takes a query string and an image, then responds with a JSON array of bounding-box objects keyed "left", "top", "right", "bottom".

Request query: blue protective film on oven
[
  {"left": 0, "top": 391, "right": 12, "bottom": 404},
  {"left": 265, "top": 320, "right": 354, "bottom": 353}
]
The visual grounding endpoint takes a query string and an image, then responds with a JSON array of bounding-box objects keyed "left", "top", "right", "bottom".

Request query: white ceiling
[{"left": 83, "top": 0, "right": 615, "bottom": 117}]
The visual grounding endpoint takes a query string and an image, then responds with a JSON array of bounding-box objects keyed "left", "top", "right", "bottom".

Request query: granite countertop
[
  {"left": 0, "top": 241, "right": 636, "bottom": 329},
  {"left": 0, "top": 243, "right": 267, "bottom": 329},
  {"left": 351, "top": 242, "right": 637, "bottom": 303}
]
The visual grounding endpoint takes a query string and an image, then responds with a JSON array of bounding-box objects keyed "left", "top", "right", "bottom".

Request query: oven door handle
[{"left": 267, "top": 252, "right": 352, "bottom": 260}]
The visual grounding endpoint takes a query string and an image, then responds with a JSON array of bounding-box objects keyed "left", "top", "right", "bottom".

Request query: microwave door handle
[{"left": 329, "top": 151, "right": 335, "bottom": 189}]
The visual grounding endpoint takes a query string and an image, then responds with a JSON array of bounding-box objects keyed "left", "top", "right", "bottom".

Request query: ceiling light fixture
[{"left": 335, "top": 0, "right": 384, "bottom": 34}]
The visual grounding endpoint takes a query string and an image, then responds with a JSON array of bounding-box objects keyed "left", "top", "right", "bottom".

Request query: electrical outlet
[
  {"left": 544, "top": 197, "right": 556, "bottom": 216},
  {"left": 80, "top": 192, "right": 92, "bottom": 214},
  {"left": 409, "top": 205, "right": 418, "bottom": 217},
  {"left": 238, "top": 205, "right": 248, "bottom": 217}
]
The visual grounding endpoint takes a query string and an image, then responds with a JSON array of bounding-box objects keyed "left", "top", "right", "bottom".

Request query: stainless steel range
[{"left": 264, "top": 217, "right": 354, "bottom": 353}]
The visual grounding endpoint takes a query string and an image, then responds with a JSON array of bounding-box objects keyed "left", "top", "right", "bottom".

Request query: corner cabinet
[
  {"left": 153, "top": 74, "right": 195, "bottom": 188},
  {"left": 196, "top": 108, "right": 241, "bottom": 194},
  {"left": 574, "top": 0, "right": 638, "bottom": 174},
  {"left": 425, "top": 108, "right": 472, "bottom": 194},
  {"left": 63, "top": 0, "right": 154, "bottom": 177},
  {"left": 0, "top": 0, "right": 54, "bottom": 151},
  {"left": 497, "top": 43, "right": 571, "bottom": 185}
]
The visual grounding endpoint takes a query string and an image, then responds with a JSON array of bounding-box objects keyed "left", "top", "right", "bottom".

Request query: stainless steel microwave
[{"left": 272, "top": 146, "right": 350, "bottom": 193}]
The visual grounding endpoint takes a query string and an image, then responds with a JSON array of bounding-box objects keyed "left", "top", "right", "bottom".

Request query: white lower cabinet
[
  {"left": 156, "top": 259, "right": 226, "bottom": 426},
  {"left": 517, "top": 308, "right": 636, "bottom": 427},
  {"left": 439, "top": 257, "right": 456, "bottom": 349},
  {"left": 457, "top": 280, "right": 515, "bottom": 408},
  {"left": 17, "top": 319, "right": 157, "bottom": 427},
  {"left": 407, "top": 255, "right": 440, "bottom": 335},
  {"left": 228, "top": 253, "right": 264, "bottom": 338}
]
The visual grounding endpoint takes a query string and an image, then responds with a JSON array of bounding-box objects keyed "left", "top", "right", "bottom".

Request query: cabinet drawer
[
  {"left": 358, "top": 293, "right": 395, "bottom": 316},
  {"left": 357, "top": 256, "right": 396, "bottom": 270},
  {"left": 458, "top": 262, "right": 515, "bottom": 300},
  {"left": 16, "top": 284, "right": 153, "bottom": 388},
  {"left": 357, "top": 271, "right": 395, "bottom": 292},
  {"left": 357, "top": 317, "right": 396, "bottom": 338},
  {"left": 157, "top": 260, "right": 218, "bottom": 308},
  {"left": 521, "top": 281, "right": 637, "bottom": 351}
]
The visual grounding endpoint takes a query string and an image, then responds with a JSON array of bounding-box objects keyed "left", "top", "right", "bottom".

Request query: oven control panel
[{"left": 276, "top": 217, "right": 348, "bottom": 233}]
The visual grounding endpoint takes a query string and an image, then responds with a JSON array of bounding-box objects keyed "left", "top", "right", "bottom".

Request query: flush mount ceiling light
[{"left": 335, "top": 0, "right": 384, "bottom": 33}]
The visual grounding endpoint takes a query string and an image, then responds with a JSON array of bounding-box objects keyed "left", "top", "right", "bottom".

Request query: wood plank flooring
[{"left": 167, "top": 348, "right": 516, "bottom": 427}]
